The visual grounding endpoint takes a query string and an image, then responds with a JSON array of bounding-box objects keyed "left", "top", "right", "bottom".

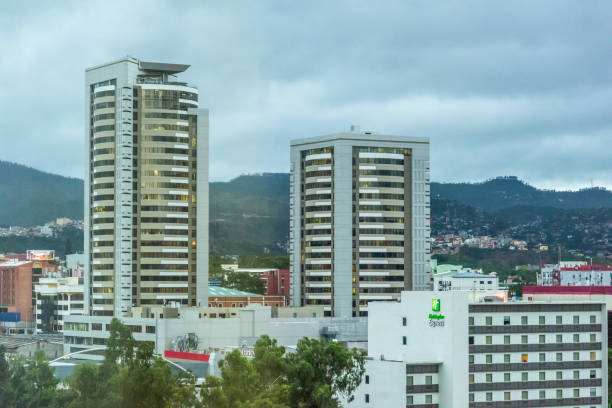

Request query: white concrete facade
[
  {"left": 348, "top": 291, "right": 608, "bottom": 408},
  {"left": 290, "top": 130, "right": 431, "bottom": 318}
]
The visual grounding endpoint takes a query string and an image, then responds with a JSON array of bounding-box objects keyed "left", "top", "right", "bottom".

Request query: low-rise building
[
  {"left": 62, "top": 304, "right": 367, "bottom": 362},
  {"left": 207, "top": 286, "right": 287, "bottom": 308},
  {"left": 34, "top": 277, "right": 84, "bottom": 333},
  {"left": 0, "top": 259, "right": 57, "bottom": 323},
  {"left": 347, "top": 291, "right": 608, "bottom": 407}
]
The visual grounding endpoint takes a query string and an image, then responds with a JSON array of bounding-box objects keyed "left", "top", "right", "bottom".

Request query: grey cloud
[{"left": 1, "top": 0, "right": 611, "bottom": 190}]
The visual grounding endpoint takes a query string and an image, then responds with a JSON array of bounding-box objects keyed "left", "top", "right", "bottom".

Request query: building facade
[
  {"left": 289, "top": 129, "right": 430, "bottom": 317},
  {"left": 0, "top": 259, "right": 57, "bottom": 322},
  {"left": 34, "top": 277, "right": 84, "bottom": 333},
  {"left": 84, "top": 57, "right": 209, "bottom": 317},
  {"left": 434, "top": 271, "right": 499, "bottom": 292},
  {"left": 347, "top": 291, "right": 608, "bottom": 408}
]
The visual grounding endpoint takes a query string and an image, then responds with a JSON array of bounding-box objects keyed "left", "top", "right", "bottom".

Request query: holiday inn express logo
[{"left": 428, "top": 298, "right": 445, "bottom": 327}]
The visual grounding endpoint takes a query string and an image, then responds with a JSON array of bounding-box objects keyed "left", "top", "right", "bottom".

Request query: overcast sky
[{"left": 1, "top": 1, "right": 611, "bottom": 190}]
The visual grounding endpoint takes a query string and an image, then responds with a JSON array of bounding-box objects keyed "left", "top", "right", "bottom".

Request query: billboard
[{"left": 27, "top": 250, "right": 55, "bottom": 261}]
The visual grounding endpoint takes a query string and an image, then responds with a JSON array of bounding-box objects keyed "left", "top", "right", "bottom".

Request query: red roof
[
  {"left": 164, "top": 350, "right": 210, "bottom": 362},
  {"left": 559, "top": 265, "right": 612, "bottom": 272},
  {"left": 523, "top": 285, "right": 612, "bottom": 295}
]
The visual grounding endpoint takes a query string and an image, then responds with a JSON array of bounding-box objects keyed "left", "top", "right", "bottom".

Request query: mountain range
[{"left": 0, "top": 161, "right": 611, "bottom": 255}]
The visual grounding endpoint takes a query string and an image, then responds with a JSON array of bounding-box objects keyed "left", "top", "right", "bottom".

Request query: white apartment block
[
  {"left": 84, "top": 57, "right": 209, "bottom": 317},
  {"left": 34, "top": 277, "right": 84, "bottom": 333},
  {"left": 348, "top": 291, "right": 608, "bottom": 408},
  {"left": 289, "top": 129, "right": 430, "bottom": 318},
  {"left": 434, "top": 271, "right": 499, "bottom": 292}
]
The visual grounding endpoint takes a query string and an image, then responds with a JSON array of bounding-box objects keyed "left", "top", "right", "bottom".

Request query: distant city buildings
[
  {"left": 539, "top": 262, "right": 612, "bottom": 287},
  {"left": 289, "top": 128, "right": 431, "bottom": 317},
  {"left": 84, "top": 57, "right": 209, "bottom": 317}
]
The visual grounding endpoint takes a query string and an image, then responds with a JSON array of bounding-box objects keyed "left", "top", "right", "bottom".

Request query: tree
[
  {"left": 201, "top": 335, "right": 365, "bottom": 408},
  {"left": 285, "top": 338, "right": 366, "bottom": 408},
  {"left": 222, "top": 271, "right": 266, "bottom": 295},
  {"left": 1, "top": 349, "right": 63, "bottom": 408}
]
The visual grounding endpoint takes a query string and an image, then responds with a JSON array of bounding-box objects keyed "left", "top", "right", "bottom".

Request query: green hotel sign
[{"left": 428, "top": 298, "right": 445, "bottom": 327}]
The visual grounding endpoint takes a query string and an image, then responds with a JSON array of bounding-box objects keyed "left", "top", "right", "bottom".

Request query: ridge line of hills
[{"left": 1, "top": 160, "right": 611, "bottom": 255}]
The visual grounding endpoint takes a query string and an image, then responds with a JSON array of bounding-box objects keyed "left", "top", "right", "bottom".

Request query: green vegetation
[
  {"left": 201, "top": 335, "right": 366, "bottom": 408},
  {"left": 209, "top": 253, "right": 289, "bottom": 294},
  {"left": 0, "top": 320, "right": 365, "bottom": 408},
  {"left": 0, "top": 161, "right": 83, "bottom": 226},
  {"left": 0, "top": 226, "right": 83, "bottom": 258},
  {"left": 0, "top": 319, "right": 198, "bottom": 408},
  {"left": 433, "top": 247, "right": 550, "bottom": 283}
]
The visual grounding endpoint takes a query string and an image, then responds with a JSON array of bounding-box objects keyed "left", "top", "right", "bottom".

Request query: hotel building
[
  {"left": 84, "top": 57, "right": 208, "bottom": 317},
  {"left": 289, "top": 129, "right": 430, "bottom": 317},
  {"left": 348, "top": 291, "right": 608, "bottom": 408}
]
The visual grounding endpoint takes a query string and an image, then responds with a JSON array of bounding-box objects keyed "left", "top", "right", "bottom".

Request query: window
[
  {"left": 556, "top": 371, "right": 562, "bottom": 380},
  {"left": 365, "top": 375, "right": 369, "bottom": 384},
  {"left": 590, "top": 351, "right": 596, "bottom": 360},
  {"left": 504, "top": 354, "right": 510, "bottom": 363},
  {"left": 504, "top": 372, "right": 510, "bottom": 382},
  {"left": 145, "top": 326, "right": 155, "bottom": 334},
  {"left": 503, "top": 316, "right": 510, "bottom": 325},
  {"left": 589, "top": 315, "right": 596, "bottom": 324},
  {"left": 590, "top": 333, "right": 596, "bottom": 342},
  {"left": 539, "top": 335, "right": 545, "bottom": 344},
  {"left": 522, "top": 391, "right": 528, "bottom": 400},
  {"left": 402, "top": 317, "right": 406, "bottom": 326},
  {"left": 521, "top": 316, "right": 528, "bottom": 325},
  {"left": 486, "top": 316, "right": 492, "bottom": 326},
  {"left": 469, "top": 336, "right": 474, "bottom": 345},
  {"left": 406, "top": 396, "right": 413, "bottom": 404},
  {"left": 573, "top": 370, "right": 579, "bottom": 379},
  {"left": 486, "top": 336, "right": 492, "bottom": 345},
  {"left": 486, "top": 373, "right": 492, "bottom": 383},
  {"left": 556, "top": 315, "right": 562, "bottom": 324},
  {"left": 469, "top": 355, "right": 474, "bottom": 364},
  {"left": 590, "top": 387, "right": 596, "bottom": 397},
  {"left": 573, "top": 352, "right": 579, "bottom": 361},
  {"left": 486, "top": 354, "right": 492, "bottom": 364},
  {"left": 486, "top": 392, "right": 492, "bottom": 402},
  {"left": 573, "top": 334, "right": 579, "bottom": 343},
  {"left": 406, "top": 376, "right": 413, "bottom": 386},
  {"left": 556, "top": 389, "right": 562, "bottom": 398},
  {"left": 539, "top": 316, "right": 545, "bottom": 325},
  {"left": 589, "top": 370, "right": 596, "bottom": 379},
  {"left": 469, "top": 393, "right": 474, "bottom": 402},
  {"left": 573, "top": 315, "right": 579, "bottom": 324},
  {"left": 469, "top": 374, "right": 474, "bottom": 384},
  {"left": 365, "top": 394, "right": 369, "bottom": 403},
  {"left": 425, "top": 375, "right": 432, "bottom": 385},
  {"left": 521, "top": 354, "right": 528, "bottom": 363},
  {"left": 521, "top": 335, "right": 528, "bottom": 344},
  {"left": 539, "top": 371, "right": 545, "bottom": 380},
  {"left": 469, "top": 316, "right": 474, "bottom": 326},
  {"left": 402, "top": 336, "right": 406, "bottom": 345},
  {"left": 556, "top": 353, "right": 562, "bottom": 362},
  {"left": 539, "top": 390, "right": 545, "bottom": 399},
  {"left": 91, "top": 323, "right": 102, "bottom": 331},
  {"left": 504, "top": 391, "right": 510, "bottom": 401},
  {"left": 521, "top": 372, "right": 528, "bottom": 381},
  {"left": 504, "top": 335, "right": 510, "bottom": 344},
  {"left": 424, "top": 395, "right": 433, "bottom": 404},
  {"left": 573, "top": 389, "right": 579, "bottom": 398},
  {"left": 539, "top": 353, "right": 545, "bottom": 362},
  {"left": 556, "top": 334, "right": 562, "bottom": 343}
]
